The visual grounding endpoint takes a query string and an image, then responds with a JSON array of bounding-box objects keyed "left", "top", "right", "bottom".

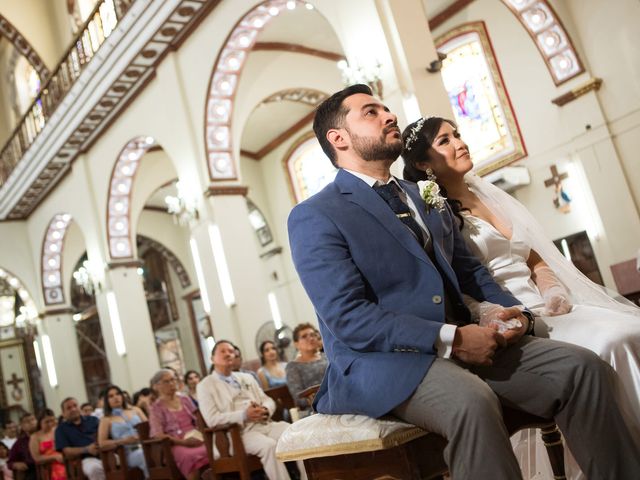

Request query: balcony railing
[{"left": 0, "top": 0, "right": 135, "bottom": 187}]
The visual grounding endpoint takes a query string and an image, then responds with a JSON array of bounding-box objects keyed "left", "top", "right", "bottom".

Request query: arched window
[
  {"left": 436, "top": 21, "right": 526, "bottom": 175},
  {"left": 285, "top": 134, "right": 337, "bottom": 203}
]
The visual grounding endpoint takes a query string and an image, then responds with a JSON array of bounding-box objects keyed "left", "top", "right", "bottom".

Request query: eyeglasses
[
  {"left": 299, "top": 332, "right": 320, "bottom": 340},
  {"left": 159, "top": 378, "right": 177, "bottom": 385}
]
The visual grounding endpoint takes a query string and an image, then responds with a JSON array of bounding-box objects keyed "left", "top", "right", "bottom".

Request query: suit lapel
[{"left": 336, "top": 170, "right": 429, "bottom": 264}]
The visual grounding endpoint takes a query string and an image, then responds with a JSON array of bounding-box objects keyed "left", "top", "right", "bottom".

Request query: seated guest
[
  {"left": 29, "top": 409, "right": 66, "bottom": 479},
  {"left": 55, "top": 397, "right": 104, "bottom": 480},
  {"left": 0, "top": 423, "right": 17, "bottom": 450},
  {"left": 231, "top": 345, "right": 259, "bottom": 382},
  {"left": 0, "top": 441, "right": 11, "bottom": 480},
  {"left": 7, "top": 413, "right": 37, "bottom": 480},
  {"left": 197, "top": 340, "right": 291, "bottom": 480},
  {"left": 183, "top": 371, "right": 201, "bottom": 407},
  {"left": 148, "top": 369, "right": 208, "bottom": 480},
  {"left": 257, "top": 340, "right": 287, "bottom": 390},
  {"left": 98, "top": 385, "right": 148, "bottom": 478},
  {"left": 285, "top": 323, "right": 327, "bottom": 410},
  {"left": 132, "top": 388, "right": 154, "bottom": 418},
  {"left": 92, "top": 395, "right": 104, "bottom": 420},
  {"left": 80, "top": 403, "right": 94, "bottom": 417}
]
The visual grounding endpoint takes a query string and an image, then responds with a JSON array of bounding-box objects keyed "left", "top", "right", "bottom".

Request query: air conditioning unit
[{"left": 483, "top": 166, "right": 530, "bottom": 193}]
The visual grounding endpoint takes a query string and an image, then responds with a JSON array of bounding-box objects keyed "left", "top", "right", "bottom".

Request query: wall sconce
[
  {"left": 337, "top": 60, "right": 384, "bottom": 99},
  {"left": 426, "top": 52, "right": 447, "bottom": 73},
  {"left": 165, "top": 181, "right": 200, "bottom": 227}
]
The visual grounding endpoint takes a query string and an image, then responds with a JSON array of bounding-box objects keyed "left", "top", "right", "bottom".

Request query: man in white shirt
[
  {"left": 0, "top": 421, "right": 18, "bottom": 450},
  {"left": 197, "top": 340, "right": 291, "bottom": 480}
]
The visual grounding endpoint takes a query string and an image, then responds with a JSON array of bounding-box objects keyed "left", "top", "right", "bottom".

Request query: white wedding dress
[{"left": 461, "top": 213, "right": 640, "bottom": 479}]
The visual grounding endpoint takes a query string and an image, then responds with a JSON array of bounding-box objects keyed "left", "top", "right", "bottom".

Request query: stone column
[
  {"left": 94, "top": 263, "right": 160, "bottom": 392},
  {"left": 38, "top": 309, "right": 86, "bottom": 406}
]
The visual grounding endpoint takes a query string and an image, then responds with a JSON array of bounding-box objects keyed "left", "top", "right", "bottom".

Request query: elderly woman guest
[
  {"left": 183, "top": 370, "right": 201, "bottom": 407},
  {"left": 28, "top": 409, "right": 65, "bottom": 480},
  {"left": 148, "top": 369, "right": 208, "bottom": 480},
  {"left": 285, "top": 323, "right": 328, "bottom": 410},
  {"left": 257, "top": 340, "right": 288, "bottom": 390},
  {"left": 98, "top": 385, "right": 148, "bottom": 478}
]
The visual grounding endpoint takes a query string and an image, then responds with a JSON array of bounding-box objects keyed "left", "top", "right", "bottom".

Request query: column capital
[
  {"left": 107, "top": 259, "right": 144, "bottom": 270},
  {"left": 43, "top": 307, "right": 74, "bottom": 316}
]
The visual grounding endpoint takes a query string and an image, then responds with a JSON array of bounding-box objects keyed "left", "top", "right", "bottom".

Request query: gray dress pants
[{"left": 392, "top": 335, "right": 640, "bottom": 479}]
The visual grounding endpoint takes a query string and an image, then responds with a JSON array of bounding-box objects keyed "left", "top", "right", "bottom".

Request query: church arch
[
  {"left": 40, "top": 213, "right": 73, "bottom": 306},
  {"left": 106, "top": 136, "right": 157, "bottom": 260},
  {"left": 499, "top": 0, "right": 584, "bottom": 85},
  {"left": 204, "top": 0, "right": 338, "bottom": 182},
  {"left": 137, "top": 235, "right": 192, "bottom": 289}
]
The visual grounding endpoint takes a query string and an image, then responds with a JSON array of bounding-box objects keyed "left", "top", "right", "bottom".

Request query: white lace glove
[
  {"left": 462, "top": 295, "right": 522, "bottom": 334},
  {"left": 533, "top": 265, "right": 572, "bottom": 316}
]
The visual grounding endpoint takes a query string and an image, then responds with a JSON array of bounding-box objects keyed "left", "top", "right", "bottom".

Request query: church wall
[{"left": 0, "top": 221, "right": 39, "bottom": 304}]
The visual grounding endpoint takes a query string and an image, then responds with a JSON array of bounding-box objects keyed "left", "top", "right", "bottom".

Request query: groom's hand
[
  {"left": 497, "top": 306, "right": 529, "bottom": 344},
  {"left": 452, "top": 324, "right": 506, "bottom": 365}
]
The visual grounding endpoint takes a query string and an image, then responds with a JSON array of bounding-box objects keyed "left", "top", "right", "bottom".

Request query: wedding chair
[
  {"left": 276, "top": 385, "right": 566, "bottom": 480},
  {"left": 194, "top": 409, "right": 263, "bottom": 480},
  {"left": 134, "top": 421, "right": 184, "bottom": 480}
]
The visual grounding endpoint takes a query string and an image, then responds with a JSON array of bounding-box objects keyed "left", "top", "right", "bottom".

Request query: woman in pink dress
[
  {"left": 149, "top": 369, "right": 209, "bottom": 480},
  {"left": 28, "top": 409, "right": 66, "bottom": 480}
]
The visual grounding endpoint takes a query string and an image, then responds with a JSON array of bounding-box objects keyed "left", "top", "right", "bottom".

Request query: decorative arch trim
[
  {"left": 204, "top": 0, "right": 314, "bottom": 182},
  {"left": 0, "top": 266, "right": 40, "bottom": 322},
  {"left": 106, "top": 136, "right": 156, "bottom": 259},
  {"left": 138, "top": 235, "right": 192, "bottom": 289},
  {"left": 0, "top": 14, "right": 50, "bottom": 80},
  {"left": 41, "top": 213, "right": 73, "bottom": 305},
  {"left": 499, "top": 0, "right": 584, "bottom": 85}
]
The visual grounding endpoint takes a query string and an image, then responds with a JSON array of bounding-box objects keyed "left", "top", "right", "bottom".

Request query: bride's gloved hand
[
  {"left": 462, "top": 296, "right": 522, "bottom": 333},
  {"left": 533, "top": 265, "right": 572, "bottom": 315}
]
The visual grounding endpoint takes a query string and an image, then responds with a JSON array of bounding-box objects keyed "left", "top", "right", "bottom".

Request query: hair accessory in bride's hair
[{"left": 404, "top": 117, "right": 427, "bottom": 151}]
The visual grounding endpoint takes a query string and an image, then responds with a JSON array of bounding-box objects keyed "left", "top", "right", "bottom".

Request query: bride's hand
[{"left": 543, "top": 289, "right": 572, "bottom": 316}]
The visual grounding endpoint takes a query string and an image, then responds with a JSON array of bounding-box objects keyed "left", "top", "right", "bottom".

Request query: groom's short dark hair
[{"left": 313, "top": 84, "right": 373, "bottom": 167}]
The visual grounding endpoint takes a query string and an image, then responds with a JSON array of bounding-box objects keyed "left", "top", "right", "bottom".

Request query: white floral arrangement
[{"left": 418, "top": 179, "right": 446, "bottom": 212}]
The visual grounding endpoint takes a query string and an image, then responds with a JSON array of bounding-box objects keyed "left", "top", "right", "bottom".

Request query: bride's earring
[{"left": 425, "top": 167, "right": 437, "bottom": 182}]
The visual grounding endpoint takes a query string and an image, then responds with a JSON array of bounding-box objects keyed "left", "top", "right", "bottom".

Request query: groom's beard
[{"left": 349, "top": 129, "right": 403, "bottom": 162}]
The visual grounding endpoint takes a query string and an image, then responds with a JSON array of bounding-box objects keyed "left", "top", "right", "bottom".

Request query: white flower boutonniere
[{"left": 418, "top": 180, "right": 447, "bottom": 213}]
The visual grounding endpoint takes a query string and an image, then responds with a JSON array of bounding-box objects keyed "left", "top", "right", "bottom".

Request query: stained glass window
[
  {"left": 285, "top": 135, "right": 337, "bottom": 203},
  {"left": 437, "top": 22, "right": 526, "bottom": 175}
]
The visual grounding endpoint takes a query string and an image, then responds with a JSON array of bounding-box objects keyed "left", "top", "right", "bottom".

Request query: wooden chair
[
  {"left": 134, "top": 421, "right": 184, "bottom": 480},
  {"left": 99, "top": 444, "right": 145, "bottom": 480},
  {"left": 63, "top": 453, "right": 88, "bottom": 480},
  {"left": 263, "top": 385, "right": 295, "bottom": 422},
  {"left": 194, "top": 410, "right": 263, "bottom": 480},
  {"left": 35, "top": 457, "right": 56, "bottom": 480},
  {"left": 296, "top": 385, "right": 566, "bottom": 480}
]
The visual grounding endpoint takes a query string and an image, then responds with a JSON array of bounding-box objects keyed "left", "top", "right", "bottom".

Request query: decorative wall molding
[
  {"left": 252, "top": 42, "right": 344, "bottom": 62},
  {"left": 551, "top": 77, "right": 602, "bottom": 106},
  {"left": 500, "top": 0, "right": 584, "bottom": 85},
  {"left": 261, "top": 88, "right": 327, "bottom": 106},
  {"left": 428, "top": 0, "right": 476, "bottom": 30},
  {"left": 205, "top": 185, "right": 249, "bottom": 197},
  {"left": 41, "top": 213, "right": 73, "bottom": 305},
  {"left": 0, "top": 14, "right": 50, "bottom": 80},
  {"left": 0, "top": 0, "right": 221, "bottom": 220}
]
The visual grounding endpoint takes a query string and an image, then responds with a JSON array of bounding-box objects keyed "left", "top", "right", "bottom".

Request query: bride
[{"left": 401, "top": 116, "right": 640, "bottom": 478}]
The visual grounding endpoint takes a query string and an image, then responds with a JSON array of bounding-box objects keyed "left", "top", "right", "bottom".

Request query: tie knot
[{"left": 373, "top": 182, "right": 401, "bottom": 202}]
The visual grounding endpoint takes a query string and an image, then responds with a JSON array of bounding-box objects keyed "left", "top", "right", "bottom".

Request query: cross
[
  {"left": 544, "top": 165, "right": 568, "bottom": 189},
  {"left": 6, "top": 373, "right": 24, "bottom": 390}
]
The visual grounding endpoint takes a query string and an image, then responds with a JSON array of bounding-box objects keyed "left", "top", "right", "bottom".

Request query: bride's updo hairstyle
[{"left": 401, "top": 116, "right": 468, "bottom": 229}]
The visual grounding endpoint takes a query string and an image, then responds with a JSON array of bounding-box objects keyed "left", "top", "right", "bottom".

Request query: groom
[{"left": 287, "top": 84, "right": 640, "bottom": 479}]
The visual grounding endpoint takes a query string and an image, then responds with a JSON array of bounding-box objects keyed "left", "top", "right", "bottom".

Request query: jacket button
[{"left": 432, "top": 295, "right": 442, "bottom": 304}]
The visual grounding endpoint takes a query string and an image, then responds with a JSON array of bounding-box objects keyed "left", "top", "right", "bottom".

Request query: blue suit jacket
[{"left": 287, "top": 169, "right": 522, "bottom": 418}]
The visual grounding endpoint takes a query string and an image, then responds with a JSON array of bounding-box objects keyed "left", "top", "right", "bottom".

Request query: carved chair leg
[{"left": 540, "top": 424, "right": 566, "bottom": 480}]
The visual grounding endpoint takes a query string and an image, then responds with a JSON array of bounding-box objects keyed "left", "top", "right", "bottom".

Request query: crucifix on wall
[
  {"left": 6, "top": 372, "right": 25, "bottom": 402},
  {"left": 544, "top": 165, "right": 571, "bottom": 213}
]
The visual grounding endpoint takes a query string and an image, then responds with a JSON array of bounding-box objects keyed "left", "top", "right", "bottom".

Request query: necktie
[
  {"left": 373, "top": 182, "right": 470, "bottom": 326},
  {"left": 373, "top": 183, "right": 425, "bottom": 246}
]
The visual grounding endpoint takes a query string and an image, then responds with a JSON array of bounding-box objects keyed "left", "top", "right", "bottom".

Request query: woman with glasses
[
  {"left": 148, "top": 369, "right": 208, "bottom": 480},
  {"left": 285, "top": 323, "right": 328, "bottom": 412}
]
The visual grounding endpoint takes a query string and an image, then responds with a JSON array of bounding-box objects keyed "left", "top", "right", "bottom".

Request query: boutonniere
[{"left": 417, "top": 179, "right": 446, "bottom": 213}]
